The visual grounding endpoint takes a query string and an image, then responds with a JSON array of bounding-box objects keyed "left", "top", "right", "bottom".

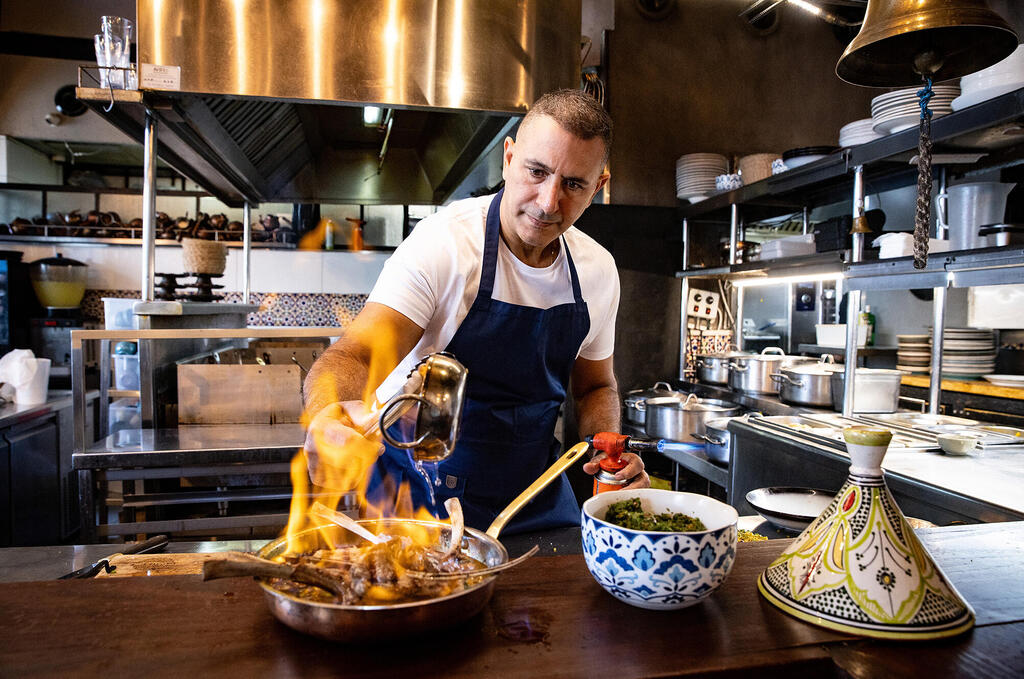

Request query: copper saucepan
[{"left": 209, "top": 442, "right": 590, "bottom": 642}]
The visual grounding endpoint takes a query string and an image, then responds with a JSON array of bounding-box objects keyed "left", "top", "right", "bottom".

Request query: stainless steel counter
[
  {"left": 0, "top": 390, "right": 95, "bottom": 430},
  {"left": 74, "top": 423, "right": 305, "bottom": 469}
]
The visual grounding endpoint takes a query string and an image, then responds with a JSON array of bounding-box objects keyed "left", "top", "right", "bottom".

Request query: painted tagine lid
[{"left": 757, "top": 426, "right": 975, "bottom": 640}]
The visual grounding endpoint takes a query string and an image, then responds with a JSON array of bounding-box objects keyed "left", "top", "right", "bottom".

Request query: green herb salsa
[{"left": 604, "top": 497, "right": 706, "bottom": 532}]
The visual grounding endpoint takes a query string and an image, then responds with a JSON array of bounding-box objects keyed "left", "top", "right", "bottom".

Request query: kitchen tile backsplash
[{"left": 82, "top": 290, "right": 367, "bottom": 328}]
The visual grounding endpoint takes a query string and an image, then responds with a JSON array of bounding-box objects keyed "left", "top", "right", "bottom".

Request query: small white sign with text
[{"left": 139, "top": 64, "right": 182, "bottom": 91}]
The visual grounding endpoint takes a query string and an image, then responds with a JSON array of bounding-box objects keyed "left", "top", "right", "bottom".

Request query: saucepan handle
[
  {"left": 770, "top": 373, "right": 801, "bottom": 386},
  {"left": 485, "top": 442, "right": 590, "bottom": 540},
  {"left": 379, "top": 394, "right": 435, "bottom": 449}
]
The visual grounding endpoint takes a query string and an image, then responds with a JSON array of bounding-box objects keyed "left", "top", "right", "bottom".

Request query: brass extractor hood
[{"left": 133, "top": 0, "right": 582, "bottom": 206}]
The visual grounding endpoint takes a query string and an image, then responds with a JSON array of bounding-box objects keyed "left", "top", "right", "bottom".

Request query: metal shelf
[
  {"left": 675, "top": 251, "right": 850, "bottom": 281},
  {"left": 678, "top": 86, "right": 1024, "bottom": 224},
  {"left": 0, "top": 234, "right": 295, "bottom": 248},
  {"left": 843, "top": 245, "right": 1024, "bottom": 291}
]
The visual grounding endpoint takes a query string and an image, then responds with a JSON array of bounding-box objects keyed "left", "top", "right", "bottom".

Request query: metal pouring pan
[{"left": 241, "top": 442, "right": 591, "bottom": 642}]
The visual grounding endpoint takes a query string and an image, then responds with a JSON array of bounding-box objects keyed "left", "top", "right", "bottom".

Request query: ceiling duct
[{"left": 116, "top": 0, "right": 582, "bottom": 206}]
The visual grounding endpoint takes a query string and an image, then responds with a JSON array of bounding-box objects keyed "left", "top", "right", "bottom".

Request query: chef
[{"left": 303, "top": 88, "right": 648, "bottom": 534}]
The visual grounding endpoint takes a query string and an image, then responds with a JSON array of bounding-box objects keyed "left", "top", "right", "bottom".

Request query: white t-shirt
[{"left": 368, "top": 194, "right": 620, "bottom": 401}]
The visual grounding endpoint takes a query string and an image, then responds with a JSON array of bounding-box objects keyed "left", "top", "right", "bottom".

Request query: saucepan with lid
[
  {"left": 770, "top": 356, "right": 842, "bottom": 407},
  {"left": 638, "top": 393, "right": 742, "bottom": 442},
  {"left": 695, "top": 346, "right": 748, "bottom": 385},
  {"left": 622, "top": 381, "right": 680, "bottom": 426},
  {"left": 728, "top": 347, "right": 817, "bottom": 395}
]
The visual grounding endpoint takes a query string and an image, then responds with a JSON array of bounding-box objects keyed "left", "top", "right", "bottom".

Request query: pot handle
[
  {"left": 653, "top": 381, "right": 672, "bottom": 391},
  {"left": 695, "top": 359, "right": 706, "bottom": 368},
  {"left": 729, "top": 362, "right": 748, "bottom": 373},
  {"left": 770, "top": 372, "right": 802, "bottom": 386},
  {"left": 692, "top": 433, "right": 727, "bottom": 446},
  {"left": 379, "top": 394, "right": 435, "bottom": 449},
  {"left": 761, "top": 346, "right": 785, "bottom": 356}
]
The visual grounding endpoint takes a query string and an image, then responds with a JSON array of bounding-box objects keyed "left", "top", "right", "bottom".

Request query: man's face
[{"left": 500, "top": 114, "right": 609, "bottom": 259}]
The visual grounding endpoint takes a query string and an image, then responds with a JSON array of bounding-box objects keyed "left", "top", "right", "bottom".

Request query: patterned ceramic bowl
[{"left": 581, "top": 488, "right": 738, "bottom": 610}]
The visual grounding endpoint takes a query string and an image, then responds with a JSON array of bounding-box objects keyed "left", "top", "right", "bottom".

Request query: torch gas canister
[
  {"left": 593, "top": 467, "right": 629, "bottom": 494},
  {"left": 593, "top": 449, "right": 629, "bottom": 495}
]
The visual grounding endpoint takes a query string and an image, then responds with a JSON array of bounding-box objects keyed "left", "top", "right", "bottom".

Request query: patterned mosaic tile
[{"left": 82, "top": 289, "right": 367, "bottom": 327}]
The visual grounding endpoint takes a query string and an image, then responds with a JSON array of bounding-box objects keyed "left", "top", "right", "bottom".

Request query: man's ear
[
  {"left": 502, "top": 136, "right": 515, "bottom": 170},
  {"left": 590, "top": 172, "right": 610, "bottom": 202}
]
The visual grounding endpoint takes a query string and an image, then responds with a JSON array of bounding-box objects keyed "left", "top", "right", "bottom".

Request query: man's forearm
[
  {"left": 574, "top": 384, "right": 621, "bottom": 439},
  {"left": 302, "top": 339, "right": 372, "bottom": 417}
]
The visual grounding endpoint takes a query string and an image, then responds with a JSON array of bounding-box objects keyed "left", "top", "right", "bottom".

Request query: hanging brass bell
[{"left": 836, "top": 0, "right": 1018, "bottom": 87}]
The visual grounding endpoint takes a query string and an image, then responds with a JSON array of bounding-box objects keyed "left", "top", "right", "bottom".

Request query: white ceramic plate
[
  {"left": 983, "top": 374, "right": 1024, "bottom": 388},
  {"left": 952, "top": 83, "right": 1024, "bottom": 111},
  {"left": 745, "top": 487, "right": 835, "bottom": 533}
]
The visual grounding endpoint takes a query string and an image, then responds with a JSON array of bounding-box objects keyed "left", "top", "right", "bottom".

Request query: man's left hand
[{"left": 582, "top": 452, "right": 650, "bottom": 490}]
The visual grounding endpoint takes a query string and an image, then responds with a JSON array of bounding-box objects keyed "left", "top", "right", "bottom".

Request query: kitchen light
[
  {"left": 363, "top": 106, "right": 384, "bottom": 127},
  {"left": 787, "top": 0, "right": 820, "bottom": 18},
  {"left": 731, "top": 271, "right": 843, "bottom": 288}
]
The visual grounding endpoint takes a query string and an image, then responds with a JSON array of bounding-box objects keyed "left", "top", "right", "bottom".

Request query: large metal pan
[{"left": 219, "top": 442, "right": 591, "bottom": 642}]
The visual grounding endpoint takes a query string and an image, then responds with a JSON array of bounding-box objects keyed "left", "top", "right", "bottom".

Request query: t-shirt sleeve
[
  {"left": 366, "top": 218, "right": 449, "bottom": 329},
  {"left": 578, "top": 248, "right": 619, "bottom": 361}
]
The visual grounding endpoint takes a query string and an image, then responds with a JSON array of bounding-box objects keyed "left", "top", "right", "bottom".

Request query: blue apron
[{"left": 368, "top": 189, "right": 591, "bottom": 535}]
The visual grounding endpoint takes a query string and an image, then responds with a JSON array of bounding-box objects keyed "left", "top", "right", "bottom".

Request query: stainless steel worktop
[
  {"left": 0, "top": 389, "right": 97, "bottom": 430},
  {"left": 74, "top": 423, "right": 305, "bottom": 469}
]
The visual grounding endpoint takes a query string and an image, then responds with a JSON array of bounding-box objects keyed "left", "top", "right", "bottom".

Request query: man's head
[{"left": 500, "top": 89, "right": 612, "bottom": 266}]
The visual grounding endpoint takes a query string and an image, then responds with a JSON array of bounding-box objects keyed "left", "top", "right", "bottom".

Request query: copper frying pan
[{"left": 206, "top": 442, "right": 590, "bottom": 642}]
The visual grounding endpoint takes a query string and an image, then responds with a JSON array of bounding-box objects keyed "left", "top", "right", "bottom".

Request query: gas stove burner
[
  {"left": 182, "top": 292, "right": 225, "bottom": 302},
  {"left": 179, "top": 272, "right": 225, "bottom": 301},
  {"left": 154, "top": 272, "right": 186, "bottom": 301}
]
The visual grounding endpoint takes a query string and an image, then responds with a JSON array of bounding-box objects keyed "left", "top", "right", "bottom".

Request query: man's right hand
[{"left": 303, "top": 401, "right": 384, "bottom": 490}]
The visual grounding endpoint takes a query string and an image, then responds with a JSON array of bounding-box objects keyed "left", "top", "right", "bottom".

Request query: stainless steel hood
[{"left": 83, "top": 0, "right": 581, "bottom": 206}]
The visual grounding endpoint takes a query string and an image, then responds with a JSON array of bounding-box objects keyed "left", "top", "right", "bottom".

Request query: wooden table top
[{"left": 1, "top": 522, "right": 1022, "bottom": 678}]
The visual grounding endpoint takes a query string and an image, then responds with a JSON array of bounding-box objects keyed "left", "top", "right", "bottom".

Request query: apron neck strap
[{"left": 480, "top": 188, "right": 585, "bottom": 305}]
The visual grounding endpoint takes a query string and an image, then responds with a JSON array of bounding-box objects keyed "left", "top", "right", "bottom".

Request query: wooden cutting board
[{"left": 95, "top": 553, "right": 223, "bottom": 577}]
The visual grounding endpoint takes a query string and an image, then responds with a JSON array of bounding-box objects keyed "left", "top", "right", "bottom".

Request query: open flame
[{"left": 284, "top": 324, "right": 443, "bottom": 556}]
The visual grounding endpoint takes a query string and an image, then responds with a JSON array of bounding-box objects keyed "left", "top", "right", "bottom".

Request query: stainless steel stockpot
[
  {"left": 770, "top": 365, "right": 838, "bottom": 407},
  {"left": 639, "top": 394, "right": 742, "bottom": 442},
  {"left": 727, "top": 348, "right": 817, "bottom": 395},
  {"left": 691, "top": 416, "right": 735, "bottom": 464},
  {"left": 695, "top": 351, "right": 748, "bottom": 385},
  {"left": 622, "top": 381, "right": 679, "bottom": 426}
]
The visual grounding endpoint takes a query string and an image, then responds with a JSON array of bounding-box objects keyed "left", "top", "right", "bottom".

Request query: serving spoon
[{"left": 309, "top": 501, "right": 385, "bottom": 544}]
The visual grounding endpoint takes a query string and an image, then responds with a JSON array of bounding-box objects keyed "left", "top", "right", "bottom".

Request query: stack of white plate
[
  {"left": 896, "top": 334, "right": 931, "bottom": 374},
  {"left": 934, "top": 327, "right": 997, "bottom": 378},
  {"left": 676, "top": 153, "right": 729, "bottom": 203},
  {"left": 870, "top": 85, "right": 959, "bottom": 135},
  {"left": 838, "top": 118, "right": 883, "bottom": 147},
  {"left": 953, "top": 44, "right": 1024, "bottom": 111}
]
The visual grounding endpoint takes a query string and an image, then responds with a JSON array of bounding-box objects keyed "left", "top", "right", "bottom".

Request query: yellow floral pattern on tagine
[
  {"left": 778, "top": 484, "right": 939, "bottom": 624},
  {"left": 758, "top": 426, "right": 974, "bottom": 639}
]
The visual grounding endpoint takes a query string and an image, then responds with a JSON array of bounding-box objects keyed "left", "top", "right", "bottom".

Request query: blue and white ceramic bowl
[{"left": 581, "top": 488, "right": 738, "bottom": 610}]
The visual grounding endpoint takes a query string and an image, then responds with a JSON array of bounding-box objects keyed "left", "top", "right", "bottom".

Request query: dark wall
[
  {"left": 596, "top": 0, "right": 1024, "bottom": 398},
  {"left": 605, "top": 0, "right": 876, "bottom": 207},
  {"left": 574, "top": 204, "right": 683, "bottom": 391}
]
